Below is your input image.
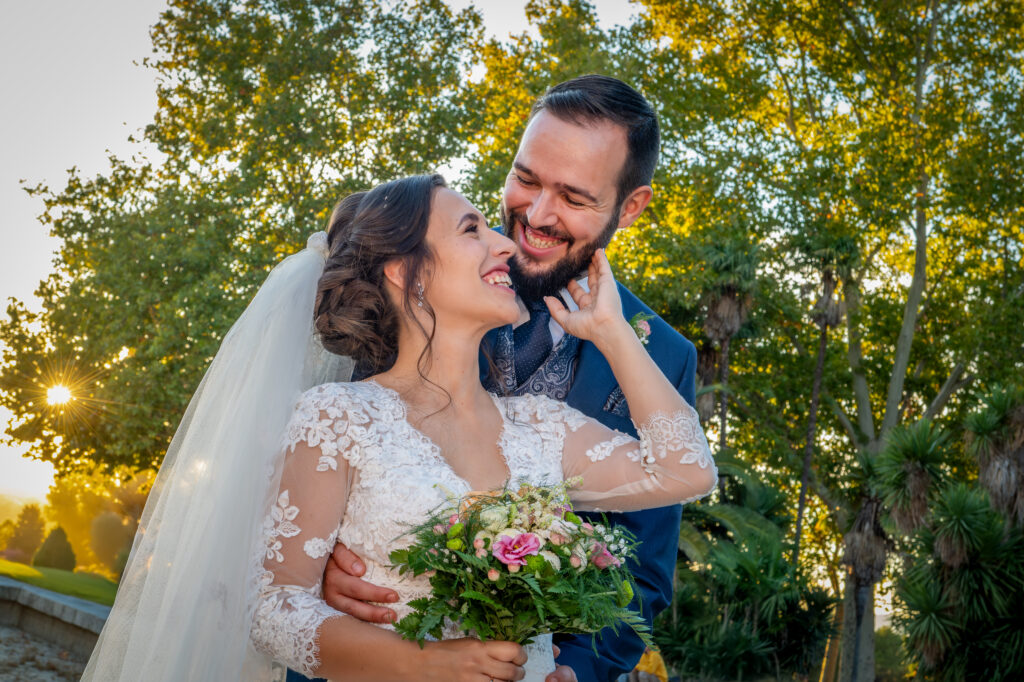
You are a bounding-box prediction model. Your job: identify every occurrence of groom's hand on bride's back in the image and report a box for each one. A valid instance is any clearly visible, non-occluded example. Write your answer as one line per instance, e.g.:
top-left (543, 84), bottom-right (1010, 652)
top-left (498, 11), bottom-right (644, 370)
top-left (323, 542), bottom-right (399, 623)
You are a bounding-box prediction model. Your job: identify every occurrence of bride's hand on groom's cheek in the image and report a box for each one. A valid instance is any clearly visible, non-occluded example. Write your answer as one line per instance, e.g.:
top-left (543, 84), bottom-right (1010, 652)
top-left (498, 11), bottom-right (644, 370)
top-left (322, 541), bottom-right (399, 624)
top-left (544, 249), bottom-right (628, 347)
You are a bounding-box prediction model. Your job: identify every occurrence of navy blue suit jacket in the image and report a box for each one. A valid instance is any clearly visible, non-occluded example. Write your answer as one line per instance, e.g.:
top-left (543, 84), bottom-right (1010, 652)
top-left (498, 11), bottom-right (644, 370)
top-left (484, 283), bottom-right (697, 681)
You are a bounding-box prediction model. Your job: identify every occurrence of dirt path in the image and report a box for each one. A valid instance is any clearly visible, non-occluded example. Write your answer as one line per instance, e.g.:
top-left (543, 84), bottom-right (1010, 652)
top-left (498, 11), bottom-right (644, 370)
top-left (0, 625), bottom-right (87, 682)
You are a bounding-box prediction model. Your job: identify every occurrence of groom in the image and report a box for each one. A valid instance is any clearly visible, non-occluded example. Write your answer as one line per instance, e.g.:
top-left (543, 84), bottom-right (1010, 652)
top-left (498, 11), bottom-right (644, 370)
top-left (317, 75), bottom-right (697, 681)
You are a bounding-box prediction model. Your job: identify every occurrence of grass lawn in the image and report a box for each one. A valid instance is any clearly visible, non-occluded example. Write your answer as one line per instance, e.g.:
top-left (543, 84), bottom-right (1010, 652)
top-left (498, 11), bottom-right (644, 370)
top-left (0, 558), bottom-right (118, 606)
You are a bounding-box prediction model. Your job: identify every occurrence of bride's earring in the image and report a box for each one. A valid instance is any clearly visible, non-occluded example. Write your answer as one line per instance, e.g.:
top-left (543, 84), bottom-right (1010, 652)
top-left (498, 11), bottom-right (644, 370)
top-left (416, 281), bottom-right (425, 308)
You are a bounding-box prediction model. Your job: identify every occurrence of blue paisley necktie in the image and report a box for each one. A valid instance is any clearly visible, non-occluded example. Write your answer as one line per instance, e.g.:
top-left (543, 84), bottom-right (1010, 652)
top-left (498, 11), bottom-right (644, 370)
top-left (513, 298), bottom-right (553, 387)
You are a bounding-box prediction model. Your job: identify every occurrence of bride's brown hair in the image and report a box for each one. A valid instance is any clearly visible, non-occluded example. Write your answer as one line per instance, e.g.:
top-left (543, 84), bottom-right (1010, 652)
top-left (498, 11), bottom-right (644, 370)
top-left (314, 174), bottom-right (446, 375)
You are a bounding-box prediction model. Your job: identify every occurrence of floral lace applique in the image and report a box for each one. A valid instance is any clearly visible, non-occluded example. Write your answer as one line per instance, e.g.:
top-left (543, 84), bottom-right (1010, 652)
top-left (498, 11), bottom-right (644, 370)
top-left (303, 527), bottom-right (339, 560)
top-left (585, 432), bottom-right (634, 462)
top-left (635, 405), bottom-right (714, 469)
top-left (264, 491), bottom-right (301, 563)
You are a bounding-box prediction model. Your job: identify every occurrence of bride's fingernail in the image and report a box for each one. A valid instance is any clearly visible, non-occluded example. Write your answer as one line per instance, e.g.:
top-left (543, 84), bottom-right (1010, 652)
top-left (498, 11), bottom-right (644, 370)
top-left (353, 560), bottom-right (364, 573)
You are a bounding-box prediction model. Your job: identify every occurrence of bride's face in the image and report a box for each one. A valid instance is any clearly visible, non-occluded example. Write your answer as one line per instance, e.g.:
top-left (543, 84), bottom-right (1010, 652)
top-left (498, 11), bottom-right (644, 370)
top-left (420, 188), bottom-right (519, 330)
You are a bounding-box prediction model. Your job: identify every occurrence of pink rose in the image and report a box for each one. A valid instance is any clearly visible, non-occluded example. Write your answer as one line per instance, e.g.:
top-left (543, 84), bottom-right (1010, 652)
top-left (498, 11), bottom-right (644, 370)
top-left (570, 555), bottom-right (582, 568)
top-left (487, 568), bottom-right (501, 581)
top-left (638, 320), bottom-right (651, 335)
top-left (549, 532), bottom-right (568, 546)
top-left (491, 532), bottom-right (542, 567)
top-left (433, 524), bottom-right (445, 534)
top-left (591, 542), bottom-right (621, 570)
top-left (581, 522), bottom-right (594, 536)
top-left (448, 514), bottom-right (460, 526)
top-left (473, 537), bottom-right (486, 550)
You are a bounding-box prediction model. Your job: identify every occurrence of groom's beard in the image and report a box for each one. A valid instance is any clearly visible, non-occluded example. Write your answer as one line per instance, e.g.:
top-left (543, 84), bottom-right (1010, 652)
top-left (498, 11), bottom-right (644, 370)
top-left (502, 206), bottom-right (620, 302)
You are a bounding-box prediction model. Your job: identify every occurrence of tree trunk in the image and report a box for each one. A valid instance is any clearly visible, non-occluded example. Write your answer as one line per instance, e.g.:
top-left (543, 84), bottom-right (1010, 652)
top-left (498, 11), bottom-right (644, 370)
top-left (819, 597), bottom-right (844, 682)
top-left (717, 335), bottom-right (731, 498)
top-left (838, 577), bottom-right (875, 682)
top-left (793, 322), bottom-right (829, 566)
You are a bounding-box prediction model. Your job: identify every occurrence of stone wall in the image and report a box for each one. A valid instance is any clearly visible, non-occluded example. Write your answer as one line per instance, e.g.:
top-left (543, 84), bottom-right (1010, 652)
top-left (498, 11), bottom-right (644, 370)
top-left (0, 576), bottom-right (109, 659)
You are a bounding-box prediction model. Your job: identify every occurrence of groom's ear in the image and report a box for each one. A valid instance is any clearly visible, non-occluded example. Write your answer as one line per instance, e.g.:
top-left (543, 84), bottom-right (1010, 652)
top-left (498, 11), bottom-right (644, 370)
top-left (615, 185), bottom-right (654, 231)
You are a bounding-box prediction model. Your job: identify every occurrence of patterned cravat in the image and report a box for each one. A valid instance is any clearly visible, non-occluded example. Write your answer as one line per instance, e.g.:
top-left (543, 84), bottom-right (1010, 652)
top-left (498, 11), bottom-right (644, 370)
top-left (513, 297), bottom-right (554, 387)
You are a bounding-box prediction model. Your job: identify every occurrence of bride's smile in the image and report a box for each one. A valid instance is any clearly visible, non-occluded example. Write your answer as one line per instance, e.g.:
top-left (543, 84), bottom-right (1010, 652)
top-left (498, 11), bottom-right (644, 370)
top-left (404, 187), bottom-right (519, 335)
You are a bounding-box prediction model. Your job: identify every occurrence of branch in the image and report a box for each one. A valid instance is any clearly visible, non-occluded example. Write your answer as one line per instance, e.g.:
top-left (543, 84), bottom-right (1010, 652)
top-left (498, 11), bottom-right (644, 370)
top-left (835, 0), bottom-right (880, 85)
top-left (882, 1), bottom-right (948, 438)
top-left (825, 394), bottom-right (860, 448)
top-left (924, 362), bottom-right (974, 420)
top-left (843, 277), bottom-right (876, 444)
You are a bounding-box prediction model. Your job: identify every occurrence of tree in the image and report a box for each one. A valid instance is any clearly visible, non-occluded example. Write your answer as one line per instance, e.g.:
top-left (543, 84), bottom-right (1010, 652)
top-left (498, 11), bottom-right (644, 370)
top-left (620, 2), bottom-right (1024, 678)
top-left (699, 238), bottom-right (758, 497)
top-left (90, 510), bottom-right (135, 572)
top-left (33, 526), bottom-right (77, 571)
top-left (0, 0), bottom-right (484, 474)
top-left (0, 519), bottom-right (14, 551)
top-left (45, 465), bottom-right (154, 570)
top-left (5, 504), bottom-right (46, 561)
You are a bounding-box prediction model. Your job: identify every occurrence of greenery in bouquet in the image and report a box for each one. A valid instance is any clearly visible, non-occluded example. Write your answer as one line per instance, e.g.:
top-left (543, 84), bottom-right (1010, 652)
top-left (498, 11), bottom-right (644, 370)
top-left (389, 479), bottom-right (653, 649)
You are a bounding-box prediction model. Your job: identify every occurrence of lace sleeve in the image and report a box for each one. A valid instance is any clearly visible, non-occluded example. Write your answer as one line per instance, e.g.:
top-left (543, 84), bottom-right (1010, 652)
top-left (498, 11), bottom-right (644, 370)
top-left (249, 384), bottom-right (365, 676)
top-left (556, 398), bottom-right (717, 513)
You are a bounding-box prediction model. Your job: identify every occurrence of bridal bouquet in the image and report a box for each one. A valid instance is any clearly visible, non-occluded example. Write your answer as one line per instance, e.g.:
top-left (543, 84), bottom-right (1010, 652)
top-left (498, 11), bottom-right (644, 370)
top-left (389, 479), bottom-right (653, 650)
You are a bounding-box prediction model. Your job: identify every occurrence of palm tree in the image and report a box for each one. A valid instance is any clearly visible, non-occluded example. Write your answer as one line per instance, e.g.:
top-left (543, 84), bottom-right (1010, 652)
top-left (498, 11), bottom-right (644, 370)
top-left (792, 234), bottom-right (857, 566)
top-left (875, 419), bottom-right (949, 535)
top-left (964, 385), bottom-right (1024, 525)
top-left (899, 483), bottom-right (1024, 679)
top-left (700, 239), bottom-right (759, 497)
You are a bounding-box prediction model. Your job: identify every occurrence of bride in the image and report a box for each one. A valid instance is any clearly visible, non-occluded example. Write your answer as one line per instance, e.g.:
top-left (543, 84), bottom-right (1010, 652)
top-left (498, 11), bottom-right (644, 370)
top-left (83, 174), bottom-right (716, 681)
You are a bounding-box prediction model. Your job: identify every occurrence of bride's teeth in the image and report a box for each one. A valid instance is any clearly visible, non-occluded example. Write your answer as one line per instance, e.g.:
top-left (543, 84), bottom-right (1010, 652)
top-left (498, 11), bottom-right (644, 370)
top-left (484, 273), bottom-right (512, 287)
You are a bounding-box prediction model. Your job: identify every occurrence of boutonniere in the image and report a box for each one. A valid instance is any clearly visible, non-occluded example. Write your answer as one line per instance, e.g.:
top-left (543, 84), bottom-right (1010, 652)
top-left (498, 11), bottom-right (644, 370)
top-left (629, 312), bottom-right (655, 345)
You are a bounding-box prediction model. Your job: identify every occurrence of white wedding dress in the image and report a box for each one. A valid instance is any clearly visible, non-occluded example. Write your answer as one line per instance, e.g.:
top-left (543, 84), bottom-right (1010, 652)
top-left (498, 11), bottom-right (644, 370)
top-left (250, 379), bottom-right (716, 680)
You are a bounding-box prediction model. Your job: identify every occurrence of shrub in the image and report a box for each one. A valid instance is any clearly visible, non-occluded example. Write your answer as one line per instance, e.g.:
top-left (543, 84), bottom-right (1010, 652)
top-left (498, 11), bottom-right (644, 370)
top-left (33, 526), bottom-right (77, 571)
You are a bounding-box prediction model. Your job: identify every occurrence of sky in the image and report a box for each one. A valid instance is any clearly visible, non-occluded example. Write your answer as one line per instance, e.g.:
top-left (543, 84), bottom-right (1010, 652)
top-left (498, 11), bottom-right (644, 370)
top-left (0, 1), bottom-right (639, 500)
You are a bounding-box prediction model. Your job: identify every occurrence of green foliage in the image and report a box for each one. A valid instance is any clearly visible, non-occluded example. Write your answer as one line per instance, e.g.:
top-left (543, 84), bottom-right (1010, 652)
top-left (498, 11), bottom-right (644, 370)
top-left (876, 420), bottom-right (950, 534)
top-left (3, 504), bottom-right (46, 561)
top-left (0, 0), bottom-right (483, 473)
top-left (32, 526), bottom-right (76, 571)
top-left (657, 476), bottom-right (834, 679)
top-left (897, 484), bottom-right (1024, 679)
top-left (90, 510), bottom-right (134, 572)
top-left (0, 519), bottom-right (15, 552)
top-left (874, 626), bottom-right (910, 682)
top-left (390, 483), bottom-right (652, 648)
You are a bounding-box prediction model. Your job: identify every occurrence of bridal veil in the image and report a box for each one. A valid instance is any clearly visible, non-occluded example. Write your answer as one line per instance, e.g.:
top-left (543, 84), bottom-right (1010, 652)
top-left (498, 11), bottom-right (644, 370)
top-left (83, 232), bottom-right (352, 681)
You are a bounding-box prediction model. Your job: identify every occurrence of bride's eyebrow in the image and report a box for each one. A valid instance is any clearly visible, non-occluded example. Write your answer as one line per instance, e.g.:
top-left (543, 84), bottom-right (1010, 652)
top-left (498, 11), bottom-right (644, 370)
top-left (456, 212), bottom-right (479, 230)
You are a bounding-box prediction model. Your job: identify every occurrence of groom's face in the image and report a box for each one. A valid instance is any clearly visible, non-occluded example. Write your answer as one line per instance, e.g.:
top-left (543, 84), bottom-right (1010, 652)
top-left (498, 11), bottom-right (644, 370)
top-left (500, 110), bottom-right (631, 301)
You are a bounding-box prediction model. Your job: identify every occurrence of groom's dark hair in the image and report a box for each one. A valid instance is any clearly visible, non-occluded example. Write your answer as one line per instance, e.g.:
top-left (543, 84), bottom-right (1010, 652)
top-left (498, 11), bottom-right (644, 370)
top-left (531, 75), bottom-right (659, 203)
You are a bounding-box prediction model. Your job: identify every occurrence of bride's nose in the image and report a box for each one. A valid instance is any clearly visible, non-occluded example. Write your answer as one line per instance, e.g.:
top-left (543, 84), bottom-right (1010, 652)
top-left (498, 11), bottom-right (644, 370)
top-left (489, 230), bottom-right (516, 260)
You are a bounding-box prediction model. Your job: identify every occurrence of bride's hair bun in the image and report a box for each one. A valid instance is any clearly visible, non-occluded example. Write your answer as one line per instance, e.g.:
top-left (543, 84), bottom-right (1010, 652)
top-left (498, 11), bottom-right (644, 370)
top-left (314, 174), bottom-right (446, 374)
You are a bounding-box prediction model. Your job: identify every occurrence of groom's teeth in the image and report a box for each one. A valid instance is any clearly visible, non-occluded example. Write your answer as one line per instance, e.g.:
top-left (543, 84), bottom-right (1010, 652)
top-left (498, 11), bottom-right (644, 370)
top-left (525, 229), bottom-right (563, 249)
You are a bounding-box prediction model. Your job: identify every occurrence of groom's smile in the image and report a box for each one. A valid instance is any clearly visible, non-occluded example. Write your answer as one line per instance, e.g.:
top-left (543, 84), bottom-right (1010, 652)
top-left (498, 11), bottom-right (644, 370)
top-left (500, 110), bottom-right (632, 299)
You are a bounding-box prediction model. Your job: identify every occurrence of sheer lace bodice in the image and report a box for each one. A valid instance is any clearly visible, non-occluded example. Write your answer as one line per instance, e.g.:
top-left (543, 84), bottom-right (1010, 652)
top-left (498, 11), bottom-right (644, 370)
top-left (249, 380), bottom-right (715, 677)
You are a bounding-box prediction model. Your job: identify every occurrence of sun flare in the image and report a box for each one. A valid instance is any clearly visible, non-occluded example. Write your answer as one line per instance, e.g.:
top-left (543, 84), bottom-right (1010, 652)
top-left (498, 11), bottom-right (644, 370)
top-left (46, 385), bottom-right (73, 406)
